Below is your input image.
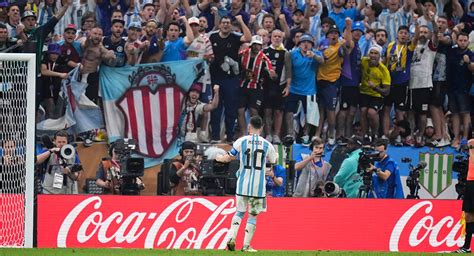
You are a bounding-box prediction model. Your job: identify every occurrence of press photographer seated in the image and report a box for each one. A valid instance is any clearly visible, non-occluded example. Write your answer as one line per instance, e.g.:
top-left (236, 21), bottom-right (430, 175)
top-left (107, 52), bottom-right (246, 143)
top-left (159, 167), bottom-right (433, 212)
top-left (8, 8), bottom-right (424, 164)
top-left (95, 143), bottom-right (121, 194)
top-left (95, 141), bottom-right (145, 195)
top-left (169, 141), bottom-right (201, 196)
top-left (36, 131), bottom-right (82, 194)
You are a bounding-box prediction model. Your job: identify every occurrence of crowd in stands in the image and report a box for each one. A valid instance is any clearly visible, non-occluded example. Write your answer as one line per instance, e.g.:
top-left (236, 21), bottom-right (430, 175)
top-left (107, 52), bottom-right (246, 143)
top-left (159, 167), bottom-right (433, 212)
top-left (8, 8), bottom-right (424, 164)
top-left (1, 0), bottom-right (474, 149)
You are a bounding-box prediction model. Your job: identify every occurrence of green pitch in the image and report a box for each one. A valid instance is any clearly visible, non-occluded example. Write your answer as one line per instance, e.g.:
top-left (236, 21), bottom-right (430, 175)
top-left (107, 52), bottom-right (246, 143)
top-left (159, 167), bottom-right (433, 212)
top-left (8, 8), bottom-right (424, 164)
top-left (0, 249), bottom-right (453, 256)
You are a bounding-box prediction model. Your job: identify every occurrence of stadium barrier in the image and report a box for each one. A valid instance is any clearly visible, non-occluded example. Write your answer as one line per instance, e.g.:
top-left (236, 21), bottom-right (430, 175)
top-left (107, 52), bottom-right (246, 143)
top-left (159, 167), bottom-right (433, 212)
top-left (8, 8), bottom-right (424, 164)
top-left (38, 195), bottom-right (463, 252)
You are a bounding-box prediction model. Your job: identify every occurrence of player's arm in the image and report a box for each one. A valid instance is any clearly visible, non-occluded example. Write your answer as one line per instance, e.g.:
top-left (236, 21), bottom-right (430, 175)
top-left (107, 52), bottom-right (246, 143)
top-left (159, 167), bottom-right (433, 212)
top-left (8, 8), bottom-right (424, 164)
top-left (215, 150), bottom-right (237, 163)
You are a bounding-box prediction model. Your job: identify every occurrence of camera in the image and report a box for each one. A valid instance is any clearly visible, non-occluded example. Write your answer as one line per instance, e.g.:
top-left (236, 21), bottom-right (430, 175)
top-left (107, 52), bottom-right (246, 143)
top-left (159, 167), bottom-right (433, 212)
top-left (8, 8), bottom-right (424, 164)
top-left (358, 148), bottom-right (380, 171)
top-left (323, 181), bottom-right (346, 198)
top-left (453, 153), bottom-right (469, 199)
top-left (112, 138), bottom-right (145, 195)
top-left (403, 157), bottom-right (426, 199)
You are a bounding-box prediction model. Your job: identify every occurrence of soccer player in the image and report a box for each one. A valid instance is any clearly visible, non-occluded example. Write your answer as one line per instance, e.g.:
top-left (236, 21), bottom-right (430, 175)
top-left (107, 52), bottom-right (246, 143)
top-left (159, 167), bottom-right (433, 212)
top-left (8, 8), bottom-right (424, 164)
top-left (216, 116), bottom-right (277, 252)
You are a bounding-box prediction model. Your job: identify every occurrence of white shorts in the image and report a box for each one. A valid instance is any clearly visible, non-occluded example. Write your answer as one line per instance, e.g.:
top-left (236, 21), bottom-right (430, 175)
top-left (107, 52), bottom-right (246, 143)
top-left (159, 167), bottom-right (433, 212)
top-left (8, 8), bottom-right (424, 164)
top-left (236, 195), bottom-right (267, 215)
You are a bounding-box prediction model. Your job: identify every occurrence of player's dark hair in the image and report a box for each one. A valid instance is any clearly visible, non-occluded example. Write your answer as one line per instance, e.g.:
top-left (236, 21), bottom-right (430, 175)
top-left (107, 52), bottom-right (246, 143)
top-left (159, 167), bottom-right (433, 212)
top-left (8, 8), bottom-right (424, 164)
top-left (249, 116), bottom-right (263, 130)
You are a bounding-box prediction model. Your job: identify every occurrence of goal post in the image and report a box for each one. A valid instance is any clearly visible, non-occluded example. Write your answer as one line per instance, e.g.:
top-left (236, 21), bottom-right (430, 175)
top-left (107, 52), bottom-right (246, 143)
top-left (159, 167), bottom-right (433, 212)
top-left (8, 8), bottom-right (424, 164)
top-left (0, 53), bottom-right (36, 248)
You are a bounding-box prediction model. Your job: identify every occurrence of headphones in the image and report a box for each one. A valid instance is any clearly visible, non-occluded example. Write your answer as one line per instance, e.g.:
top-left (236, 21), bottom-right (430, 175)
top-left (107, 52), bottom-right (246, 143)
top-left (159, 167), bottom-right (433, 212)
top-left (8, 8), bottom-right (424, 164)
top-left (108, 142), bottom-right (115, 157)
top-left (309, 138), bottom-right (324, 151)
top-left (179, 141), bottom-right (197, 156)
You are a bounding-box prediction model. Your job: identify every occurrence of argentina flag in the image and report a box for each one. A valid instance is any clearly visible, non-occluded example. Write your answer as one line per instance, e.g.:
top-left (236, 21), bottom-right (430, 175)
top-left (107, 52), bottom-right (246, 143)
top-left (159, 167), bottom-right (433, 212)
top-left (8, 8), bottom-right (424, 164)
top-left (100, 59), bottom-right (205, 168)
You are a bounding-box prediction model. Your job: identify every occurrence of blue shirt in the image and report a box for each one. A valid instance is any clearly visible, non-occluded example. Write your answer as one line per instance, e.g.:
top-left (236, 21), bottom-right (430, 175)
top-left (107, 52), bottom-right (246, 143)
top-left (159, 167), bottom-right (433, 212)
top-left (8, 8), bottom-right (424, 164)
top-left (329, 8), bottom-right (358, 33)
top-left (265, 165), bottom-right (286, 197)
top-left (161, 37), bottom-right (188, 62)
top-left (289, 48), bottom-right (322, 96)
top-left (372, 156), bottom-right (404, 198)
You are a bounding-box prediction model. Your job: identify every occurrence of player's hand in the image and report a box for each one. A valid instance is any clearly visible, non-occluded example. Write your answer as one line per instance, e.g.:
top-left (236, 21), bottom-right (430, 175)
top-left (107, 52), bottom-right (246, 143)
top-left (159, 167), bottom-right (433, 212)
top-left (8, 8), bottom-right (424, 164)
top-left (282, 86), bottom-right (290, 97)
top-left (216, 154), bottom-right (227, 162)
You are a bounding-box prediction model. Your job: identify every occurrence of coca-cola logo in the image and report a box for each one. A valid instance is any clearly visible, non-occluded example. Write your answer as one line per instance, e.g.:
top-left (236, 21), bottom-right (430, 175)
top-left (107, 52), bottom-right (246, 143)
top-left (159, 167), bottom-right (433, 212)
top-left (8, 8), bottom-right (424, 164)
top-left (389, 201), bottom-right (463, 251)
top-left (57, 196), bottom-right (236, 249)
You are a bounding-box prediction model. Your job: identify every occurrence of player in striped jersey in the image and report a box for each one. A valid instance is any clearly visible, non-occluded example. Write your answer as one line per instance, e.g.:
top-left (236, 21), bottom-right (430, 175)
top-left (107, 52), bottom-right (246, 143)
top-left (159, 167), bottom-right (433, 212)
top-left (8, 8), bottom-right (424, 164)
top-left (216, 116), bottom-right (277, 252)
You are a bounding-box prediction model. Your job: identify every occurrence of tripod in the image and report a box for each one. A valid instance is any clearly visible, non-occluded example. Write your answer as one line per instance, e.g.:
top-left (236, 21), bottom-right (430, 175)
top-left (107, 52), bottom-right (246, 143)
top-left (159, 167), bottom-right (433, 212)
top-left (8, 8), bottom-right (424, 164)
top-left (358, 170), bottom-right (377, 198)
top-left (406, 181), bottom-right (420, 199)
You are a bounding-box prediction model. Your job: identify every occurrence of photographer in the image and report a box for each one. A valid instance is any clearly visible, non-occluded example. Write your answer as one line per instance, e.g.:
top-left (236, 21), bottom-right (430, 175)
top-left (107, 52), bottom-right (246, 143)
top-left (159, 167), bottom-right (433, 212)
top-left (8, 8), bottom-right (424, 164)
top-left (169, 141), bottom-right (200, 196)
top-left (293, 137), bottom-right (332, 197)
top-left (334, 136), bottom-right (363, 198)
top-left (95, 143), bottom-right (121, 194)
top-left (367, 139), bottom-right (403, 199)
top-left (36, 131), bottom-right (81, 194)
top-left (454, 139), bottom-right (474, 253)
top-left (265, 164), bottom-right (286, 197)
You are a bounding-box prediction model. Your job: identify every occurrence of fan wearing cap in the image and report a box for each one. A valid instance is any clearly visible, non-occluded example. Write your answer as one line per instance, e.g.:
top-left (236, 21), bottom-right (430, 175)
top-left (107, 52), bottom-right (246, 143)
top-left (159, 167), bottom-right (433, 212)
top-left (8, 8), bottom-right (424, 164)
top-left (236, 35), bottom-right (276, 137)
top-left (181, 83), bottom-right (220, 143)
top-left (284, 8), bottom-right (307, 50)
top-left (186, 16), bottom-right (213, 61)
top-left (102, 19), bottom-right (127, 67)
top-left (41, 43), bottom-right (68, 118)
top-left (315, 18), bottom-right (354, 146)
top-left (333, 136), bottom-right (364, 198)
top-left (283, 33), bottom-right (324, 145)
top-left (59, 24), bottom-right (82, 71)
top-left (359, 44), bottom-right (390, 139)
top-left (124, 21), bottom-right (148, 65)
top-left (336, 20), bottom-right (364, 139)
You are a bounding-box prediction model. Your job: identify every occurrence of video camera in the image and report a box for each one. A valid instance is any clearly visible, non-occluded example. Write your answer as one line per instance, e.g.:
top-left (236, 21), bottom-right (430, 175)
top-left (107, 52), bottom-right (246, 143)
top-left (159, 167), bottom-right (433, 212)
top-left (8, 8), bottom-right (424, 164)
top-left (402, 157), bottom-right (426, 199)
top-left (199, 159), bottom-right (239, 195)
top-left (452, 153), bottom-right (469, 199)
top-left (112, 138), bottom-right (144, 195)
top-left (357, 147), bottom-right (380, 198)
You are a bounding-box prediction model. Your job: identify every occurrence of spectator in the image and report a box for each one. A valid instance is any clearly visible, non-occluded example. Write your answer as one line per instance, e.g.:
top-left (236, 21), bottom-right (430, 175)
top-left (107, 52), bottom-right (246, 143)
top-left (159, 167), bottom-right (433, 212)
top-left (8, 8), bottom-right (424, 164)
top-left (446, 31), bottom-right (474, 148)
top-left (363, 2), bottom-right (383, 30)
top-left (283, 33), bottom-right (324, 145)
top-left (408, 21), bottom-right (436, 147)
top-left (337, 21), bottom-right (363, 139)
top-left (161, 17), bottom-right (194, 62)
top-left (140, 19), bottom-right (164, 64)
top-left (40, 43), bottom-right (68, 118)
top-left (97, 0), bottom-right (129, 36)
top-left (181, 84), bottom-right (220, 142)
top-left (359, 45), bottom-right (390, 139)
top-left (209, 15), bottom-right (251, 143)
top-left (5, 3), bottom-right (21, 40)
top-left (315, 19), bottom-right (353, 146)
top-left (236, 35), bottom-right (275, 137)
top-left (378, 0), bottom-right (414, 42)
top-left (95, 145), bottom-right (121, 194)
top-left (125, 21), bottom-right (149, 65)
top-left (328, 0), bottom-right (364, 34)
top-left (263, 29), bottom-right (286, 144)
top-left (228, 0), bottom-right (250, 25)
top-left (382, 25), bottom-right (417, 143)
top-left (293, 137), bottom-right (332, 197)
top-left (102, 19), bottom-right (128, 67)
top-left (76, 11), bottom-right (96, 40)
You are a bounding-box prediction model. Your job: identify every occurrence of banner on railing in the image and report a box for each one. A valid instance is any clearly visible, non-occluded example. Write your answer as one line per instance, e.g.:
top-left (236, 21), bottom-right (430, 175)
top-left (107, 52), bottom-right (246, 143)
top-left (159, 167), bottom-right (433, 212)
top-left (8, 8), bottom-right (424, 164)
top-left (38, 195), bottom-right (464, 252)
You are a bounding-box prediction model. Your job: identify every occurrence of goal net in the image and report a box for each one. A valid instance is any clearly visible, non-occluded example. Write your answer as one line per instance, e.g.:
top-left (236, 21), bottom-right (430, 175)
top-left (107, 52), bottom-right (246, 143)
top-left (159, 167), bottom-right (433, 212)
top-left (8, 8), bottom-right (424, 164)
top-left (0, 54), bottom-right (35, 248)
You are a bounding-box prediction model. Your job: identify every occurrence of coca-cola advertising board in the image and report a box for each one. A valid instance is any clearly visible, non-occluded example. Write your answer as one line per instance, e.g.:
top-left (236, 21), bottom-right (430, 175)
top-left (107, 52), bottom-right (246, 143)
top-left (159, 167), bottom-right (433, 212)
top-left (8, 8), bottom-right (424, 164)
top-left (38, 195), bottom-right (465, 252)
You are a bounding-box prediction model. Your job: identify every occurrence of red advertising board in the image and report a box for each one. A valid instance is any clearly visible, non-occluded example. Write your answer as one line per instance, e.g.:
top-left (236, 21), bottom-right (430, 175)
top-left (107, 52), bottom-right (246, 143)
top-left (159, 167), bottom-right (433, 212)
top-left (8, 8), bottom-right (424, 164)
top-left (38, 195), bottom-right (464, 252)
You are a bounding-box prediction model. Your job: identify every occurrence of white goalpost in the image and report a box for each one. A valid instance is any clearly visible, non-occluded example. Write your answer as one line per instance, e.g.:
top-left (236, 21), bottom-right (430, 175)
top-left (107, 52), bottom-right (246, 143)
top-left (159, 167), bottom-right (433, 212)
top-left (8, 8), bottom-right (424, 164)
top-left (0, 53), bottom-right (35, 248)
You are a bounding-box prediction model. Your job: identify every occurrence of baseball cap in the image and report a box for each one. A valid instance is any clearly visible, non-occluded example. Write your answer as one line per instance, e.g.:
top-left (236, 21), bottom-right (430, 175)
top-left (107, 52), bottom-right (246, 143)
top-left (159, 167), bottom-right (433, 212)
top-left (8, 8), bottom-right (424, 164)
top-left (293, 8), bottom-right (304, 15)
top-left (298, 34), bottom-right (314, 45)
top-left (47, 43), bottom-right (61, 55)
top-left (351, 21), bottom-right (365, 33)
top-left (188, 17), bottom-right (199, 26)
top-left (189, 83), bottom-right (203, 93)
top-left (21, 11), bottom-right (36, 21)
top-left (250, 35), bottom-right (263, 46)
top-left (326, 24), bottom-right (339, 36)
top-left (64, 24), bottom-right (77, 33)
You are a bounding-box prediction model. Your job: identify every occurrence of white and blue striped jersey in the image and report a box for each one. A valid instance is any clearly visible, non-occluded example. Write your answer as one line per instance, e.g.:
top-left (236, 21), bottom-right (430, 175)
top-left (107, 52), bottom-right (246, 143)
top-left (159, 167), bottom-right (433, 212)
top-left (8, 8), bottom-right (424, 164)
top-left (229, 134), bottom-right (277, 198)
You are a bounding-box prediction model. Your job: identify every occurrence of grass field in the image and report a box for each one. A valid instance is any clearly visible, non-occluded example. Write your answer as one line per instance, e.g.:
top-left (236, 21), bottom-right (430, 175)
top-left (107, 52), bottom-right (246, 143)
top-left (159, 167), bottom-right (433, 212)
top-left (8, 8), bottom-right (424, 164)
top-left (0, 249), bottom-right (455, 256)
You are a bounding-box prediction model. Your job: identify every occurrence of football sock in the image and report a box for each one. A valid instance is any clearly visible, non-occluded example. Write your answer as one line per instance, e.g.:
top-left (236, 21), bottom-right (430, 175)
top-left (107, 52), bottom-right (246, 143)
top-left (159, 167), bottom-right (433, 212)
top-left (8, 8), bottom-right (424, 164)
top-left (243, 215), bottom-right (257, 247)
top-left (229, 211), bottom-right (244, 241)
